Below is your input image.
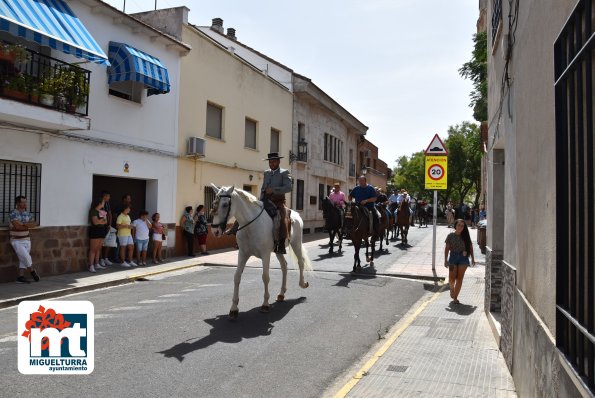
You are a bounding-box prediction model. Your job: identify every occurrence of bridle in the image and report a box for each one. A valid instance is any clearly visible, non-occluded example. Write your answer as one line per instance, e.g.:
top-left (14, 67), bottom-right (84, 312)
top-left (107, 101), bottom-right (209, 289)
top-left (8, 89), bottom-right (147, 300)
top-left (212, 192), bottom-right (265, 232)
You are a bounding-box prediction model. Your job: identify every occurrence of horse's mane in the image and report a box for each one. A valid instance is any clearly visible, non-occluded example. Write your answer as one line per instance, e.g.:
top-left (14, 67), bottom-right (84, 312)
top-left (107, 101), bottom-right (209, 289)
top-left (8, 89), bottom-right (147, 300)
top-left (232, 187), bottom-right (263, 209)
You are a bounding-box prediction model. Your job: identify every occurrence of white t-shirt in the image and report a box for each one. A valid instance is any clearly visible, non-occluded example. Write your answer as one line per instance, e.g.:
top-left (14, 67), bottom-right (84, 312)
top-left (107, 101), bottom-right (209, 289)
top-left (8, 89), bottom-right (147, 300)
top-left (132, 219), bottom-right (151, 240)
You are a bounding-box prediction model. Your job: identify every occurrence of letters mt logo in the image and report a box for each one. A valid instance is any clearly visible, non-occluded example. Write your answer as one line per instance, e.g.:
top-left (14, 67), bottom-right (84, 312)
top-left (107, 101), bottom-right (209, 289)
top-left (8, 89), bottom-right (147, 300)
top-left (18, 301), bottom-right (94, 374)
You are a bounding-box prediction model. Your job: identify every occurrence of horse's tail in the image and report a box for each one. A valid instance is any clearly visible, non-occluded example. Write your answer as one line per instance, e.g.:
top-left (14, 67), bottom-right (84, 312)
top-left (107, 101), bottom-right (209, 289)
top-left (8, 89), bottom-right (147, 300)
top-left (289, 243), bottom-right (313, 272)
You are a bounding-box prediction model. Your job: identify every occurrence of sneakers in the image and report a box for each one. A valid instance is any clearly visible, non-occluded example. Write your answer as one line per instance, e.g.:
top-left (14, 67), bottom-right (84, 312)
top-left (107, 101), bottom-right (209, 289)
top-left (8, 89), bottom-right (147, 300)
top-left (95, 264), bottom-right (106, 270)
top-left (129, 261), bottom-right (138, 267)
top-left (16, 276), bottom-right (30, 284)
top-left (103, 258), bottom-right (113, 266)
top-left (30, 270), bottom-right (40, 282)
top-left (99, 259), bottom-right (106, 267)
top-left (88, 265), bottom-right (96, 273)
top-left (120, 261), bottom-right (131, 268)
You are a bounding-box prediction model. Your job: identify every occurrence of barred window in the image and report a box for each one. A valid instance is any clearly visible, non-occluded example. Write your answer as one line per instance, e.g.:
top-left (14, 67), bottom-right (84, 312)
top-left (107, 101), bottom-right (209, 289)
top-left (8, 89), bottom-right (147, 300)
top-left (245, 118), bottom-right (257, 149)
top-left (204, 186), bottom-right (216, 223)
top-left (206, 102), bottom-right (223, 139)
top-left (0, 160), bottom-right (41, 226)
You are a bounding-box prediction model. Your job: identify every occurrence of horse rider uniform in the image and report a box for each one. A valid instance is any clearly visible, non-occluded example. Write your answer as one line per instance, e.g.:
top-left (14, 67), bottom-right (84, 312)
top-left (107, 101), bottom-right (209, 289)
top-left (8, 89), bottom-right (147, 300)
top-left (260, 152), bottom-right (292, 254)
top-left (349, 183), bottom-right (379, 234)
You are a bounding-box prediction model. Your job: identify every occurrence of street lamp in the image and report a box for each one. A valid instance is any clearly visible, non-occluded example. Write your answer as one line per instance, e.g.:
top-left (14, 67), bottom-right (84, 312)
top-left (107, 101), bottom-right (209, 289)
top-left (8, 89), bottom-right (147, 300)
top-left (297, 138), bottom-right (308, 161)
top-left (360, 165), bottom-right (367, 175)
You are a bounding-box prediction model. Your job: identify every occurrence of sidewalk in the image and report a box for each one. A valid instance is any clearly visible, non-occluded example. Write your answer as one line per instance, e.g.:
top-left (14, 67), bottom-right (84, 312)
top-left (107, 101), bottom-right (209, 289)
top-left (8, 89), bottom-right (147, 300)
top-left (330, 232), bottom-right (516, 397)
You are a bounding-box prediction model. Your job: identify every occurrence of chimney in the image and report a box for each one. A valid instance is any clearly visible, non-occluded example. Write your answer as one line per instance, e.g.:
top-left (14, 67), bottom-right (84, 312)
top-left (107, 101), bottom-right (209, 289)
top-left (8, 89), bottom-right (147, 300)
top-left (226, 28), bottom-right (236, 41)
top-left (211, 18), bottom-right (224, 34)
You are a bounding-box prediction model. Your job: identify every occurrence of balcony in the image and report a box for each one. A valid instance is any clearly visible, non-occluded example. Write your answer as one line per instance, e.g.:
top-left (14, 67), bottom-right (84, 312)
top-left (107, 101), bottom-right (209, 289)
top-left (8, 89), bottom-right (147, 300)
top-left (0, 44), bottom-right (90, 117)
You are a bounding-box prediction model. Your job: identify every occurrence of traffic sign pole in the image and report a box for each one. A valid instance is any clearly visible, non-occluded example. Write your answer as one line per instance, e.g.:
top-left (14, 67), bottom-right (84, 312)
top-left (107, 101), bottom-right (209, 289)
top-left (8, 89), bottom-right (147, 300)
top-left (432, 190), bottom-right (437, 272)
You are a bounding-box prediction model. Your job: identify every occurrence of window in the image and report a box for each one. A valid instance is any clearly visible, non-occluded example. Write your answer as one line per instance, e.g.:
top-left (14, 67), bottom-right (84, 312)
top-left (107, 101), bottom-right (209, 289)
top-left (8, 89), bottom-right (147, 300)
top-left (296, 179), bottom-right (304, 210)
top-left (204, 186), bottom-right (216, 223)
top-left (242, 185), bottom-right (254, 194)
top-left (324, 133), bottom-right (328, 161)
top-left (0, 160), bottom-right (41, 227)
top-left (323, 133), bottom-right (343, 165)
top-left (491, 0), bottom-right (502, 45)
top-left (206, 103), bottom-right (223, 139)
top-left (270, 128), bottom-right (280, 153)
top-left (109, 81), bottom-right (144, 103)
top-left (554, 3), bottom-right (595, 391)
top-left (298, 123), bottom-right (305, 142)
top-left (318, 183), bottom-right (325, 210)
top-left (245, 118), bottom-right (257, 149)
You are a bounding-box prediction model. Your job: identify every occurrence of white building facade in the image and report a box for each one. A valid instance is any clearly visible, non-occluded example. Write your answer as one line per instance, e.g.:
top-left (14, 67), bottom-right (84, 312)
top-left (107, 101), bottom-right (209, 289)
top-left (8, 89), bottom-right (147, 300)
top-left (0, 0), bottom-right (188, 281)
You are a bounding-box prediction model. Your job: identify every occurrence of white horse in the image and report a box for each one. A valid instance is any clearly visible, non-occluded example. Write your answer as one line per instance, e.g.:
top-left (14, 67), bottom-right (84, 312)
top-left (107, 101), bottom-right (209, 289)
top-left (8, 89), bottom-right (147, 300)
top-left (210, 185), bottom-right (312, 320)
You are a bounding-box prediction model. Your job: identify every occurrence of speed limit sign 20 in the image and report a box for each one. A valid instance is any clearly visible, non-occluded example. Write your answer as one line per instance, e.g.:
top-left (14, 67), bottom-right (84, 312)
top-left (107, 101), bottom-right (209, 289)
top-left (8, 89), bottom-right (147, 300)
top-left (425, 156), bottom-right (447, 189)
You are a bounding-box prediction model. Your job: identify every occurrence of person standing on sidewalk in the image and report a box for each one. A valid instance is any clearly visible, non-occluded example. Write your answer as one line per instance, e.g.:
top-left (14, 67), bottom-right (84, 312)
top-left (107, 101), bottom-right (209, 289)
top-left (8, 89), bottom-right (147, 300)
top-left (444, 219), bottom-right (476, 304)
top-left (88, 197), bottom-right (108, 273)
top-left (99, 190), bottom-right (114, 267)
top-left (9, 196), bottom-right (40, 284)
top-left (116, 206), bottom-right (136, 267)
top-left (194, 205), bottom-right (209, 256)
top-left (151, 212), bottom-right (165, 263)
top-left (180, 206), bottom-right (195, 257)
top-left (132, 210), bottom-right (152, 266)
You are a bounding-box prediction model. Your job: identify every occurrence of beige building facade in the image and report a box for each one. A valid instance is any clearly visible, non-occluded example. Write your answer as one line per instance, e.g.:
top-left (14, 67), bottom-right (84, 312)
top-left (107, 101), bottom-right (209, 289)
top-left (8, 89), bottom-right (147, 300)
top-left (134, 8), bottom-right (293, 251)
top-left (484, 0), bottom-right (593, 396)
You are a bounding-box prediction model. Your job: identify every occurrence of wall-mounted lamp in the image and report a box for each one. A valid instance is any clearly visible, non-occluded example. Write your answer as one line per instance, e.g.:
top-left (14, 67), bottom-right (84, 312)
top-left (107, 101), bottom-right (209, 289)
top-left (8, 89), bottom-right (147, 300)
top-left (249, 174), bottom-right (253, 181)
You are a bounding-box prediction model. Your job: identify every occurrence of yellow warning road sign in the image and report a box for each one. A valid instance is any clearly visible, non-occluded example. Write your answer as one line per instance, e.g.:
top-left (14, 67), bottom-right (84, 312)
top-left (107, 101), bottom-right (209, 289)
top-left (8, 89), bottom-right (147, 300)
top-left (425, 156), bottom-right (447, 190)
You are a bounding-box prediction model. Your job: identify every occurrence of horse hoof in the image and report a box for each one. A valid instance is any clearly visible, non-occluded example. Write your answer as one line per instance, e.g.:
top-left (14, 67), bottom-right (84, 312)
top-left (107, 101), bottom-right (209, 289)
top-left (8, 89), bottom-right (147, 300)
top-left (229, 310), bottom-right (239, 320)
top-left (300, 282), bottom-right (309, 289)
top-left (260, 305), bottom-right (270, 313)
top-left (276, 294), bottom-right (285, 302)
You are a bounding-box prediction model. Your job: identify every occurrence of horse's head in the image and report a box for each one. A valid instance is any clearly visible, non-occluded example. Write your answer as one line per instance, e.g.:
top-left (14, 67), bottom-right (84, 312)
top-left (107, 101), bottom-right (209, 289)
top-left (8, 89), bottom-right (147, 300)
top-left (210, 184), bottom-right (234, 237)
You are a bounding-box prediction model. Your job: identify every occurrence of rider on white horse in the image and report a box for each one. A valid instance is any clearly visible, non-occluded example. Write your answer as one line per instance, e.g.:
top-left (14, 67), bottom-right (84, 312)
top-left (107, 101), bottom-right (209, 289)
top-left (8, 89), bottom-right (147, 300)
top-left (260, 152), bottom-right (292, 254)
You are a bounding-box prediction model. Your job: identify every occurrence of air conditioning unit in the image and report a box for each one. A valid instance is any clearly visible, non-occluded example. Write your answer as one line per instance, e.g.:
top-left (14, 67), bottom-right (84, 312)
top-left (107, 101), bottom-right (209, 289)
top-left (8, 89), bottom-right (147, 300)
top-left (187, 137), bottom-right (206, 157)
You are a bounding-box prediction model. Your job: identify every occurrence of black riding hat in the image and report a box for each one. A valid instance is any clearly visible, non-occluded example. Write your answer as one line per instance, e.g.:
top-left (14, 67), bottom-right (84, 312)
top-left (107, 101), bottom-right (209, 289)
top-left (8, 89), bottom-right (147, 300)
top-left (263, 152), bottom-right (283, 161)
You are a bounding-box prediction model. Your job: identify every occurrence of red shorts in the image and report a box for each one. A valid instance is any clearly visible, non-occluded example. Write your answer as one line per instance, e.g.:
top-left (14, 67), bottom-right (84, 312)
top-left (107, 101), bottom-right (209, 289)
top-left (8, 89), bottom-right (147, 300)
top-left (196, 234), bottom-right (207, 245)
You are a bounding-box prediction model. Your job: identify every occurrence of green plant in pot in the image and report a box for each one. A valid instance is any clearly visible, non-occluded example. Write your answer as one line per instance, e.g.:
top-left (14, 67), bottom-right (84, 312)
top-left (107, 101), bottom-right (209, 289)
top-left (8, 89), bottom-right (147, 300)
top-left (4, 73), bottom-right (29, 100)
top-left (62, 67), bottom-right (89, 113)
top-left (39, 73), bottom-right (57, 106)
top-left (0, 43), bottom-right (30, 64)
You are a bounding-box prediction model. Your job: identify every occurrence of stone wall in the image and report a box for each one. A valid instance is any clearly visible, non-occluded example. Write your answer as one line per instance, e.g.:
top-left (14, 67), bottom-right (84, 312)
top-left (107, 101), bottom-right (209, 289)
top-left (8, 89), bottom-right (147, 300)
top-left (0, 224), bottom-right (178, 283)
top-left (501, 261), bottom-right (516, 371)
top-left (0, 226), bottom-right (89, 283)
top-left (485, 246), bottom-right (503, 313)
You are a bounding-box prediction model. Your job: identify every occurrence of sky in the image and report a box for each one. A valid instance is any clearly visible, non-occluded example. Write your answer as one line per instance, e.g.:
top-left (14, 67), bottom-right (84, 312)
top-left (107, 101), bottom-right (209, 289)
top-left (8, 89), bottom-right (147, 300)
top-left (104, 0), bottom-right (478, 169)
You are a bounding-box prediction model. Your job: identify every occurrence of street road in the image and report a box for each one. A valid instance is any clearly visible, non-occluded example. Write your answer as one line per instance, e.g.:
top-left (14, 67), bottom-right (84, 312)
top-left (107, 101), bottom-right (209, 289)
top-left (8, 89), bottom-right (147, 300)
top-left (0, 226), bottom-right (440, 398)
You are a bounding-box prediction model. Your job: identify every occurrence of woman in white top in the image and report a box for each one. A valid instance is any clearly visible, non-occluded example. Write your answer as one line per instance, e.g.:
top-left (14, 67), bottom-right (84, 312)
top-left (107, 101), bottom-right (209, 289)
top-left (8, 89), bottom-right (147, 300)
top-left (132, 210), bottom-right (152, 266)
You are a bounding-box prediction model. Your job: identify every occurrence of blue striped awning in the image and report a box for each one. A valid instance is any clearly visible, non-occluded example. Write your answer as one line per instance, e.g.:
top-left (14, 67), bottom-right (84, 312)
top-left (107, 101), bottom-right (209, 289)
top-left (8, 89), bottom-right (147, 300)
top-left (108, 41), bottom-right (170, 96)
top-left (0, 0), bottom-right (108, 65)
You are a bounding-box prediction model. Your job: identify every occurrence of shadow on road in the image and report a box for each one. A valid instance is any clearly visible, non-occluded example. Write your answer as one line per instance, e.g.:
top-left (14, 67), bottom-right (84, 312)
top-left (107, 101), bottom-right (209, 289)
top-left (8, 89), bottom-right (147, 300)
top-left (333, 268), bottom-right (378, 288)
top-left (158, 297), bottom-right (307, 362)
top-left (445, 302), bottom-right (477, 316)
top-left (313, 251), bottom-right (345, 262)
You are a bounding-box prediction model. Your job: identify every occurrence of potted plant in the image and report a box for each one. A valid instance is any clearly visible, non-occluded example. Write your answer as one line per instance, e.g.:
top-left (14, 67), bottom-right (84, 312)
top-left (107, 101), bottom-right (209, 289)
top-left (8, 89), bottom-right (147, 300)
top-left (39, 74), bottom-right (56, 106)
top-left (0, 43), bottom-right (30, 64)
top-left (62, 67), bottom-right (89, 113)
top-left (3, 73), bottom-right (28, 100)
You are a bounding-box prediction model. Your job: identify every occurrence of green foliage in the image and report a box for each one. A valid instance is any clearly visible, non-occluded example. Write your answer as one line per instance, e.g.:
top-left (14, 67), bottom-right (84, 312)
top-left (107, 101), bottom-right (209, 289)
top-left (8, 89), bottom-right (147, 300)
top-left (393, 151), bottom-right (426, 198)
top-left (459, 31), bottom-right (487, 122)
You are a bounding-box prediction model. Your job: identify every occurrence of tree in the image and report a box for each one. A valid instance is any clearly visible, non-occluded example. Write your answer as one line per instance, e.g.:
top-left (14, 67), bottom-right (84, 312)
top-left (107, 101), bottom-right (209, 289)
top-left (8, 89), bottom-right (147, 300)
top-left (444, 122), bottom-right (482, 206)
top-left (459, 31), bottom-right (487, 122)
top-left (393, 151), bottom-right (426, 199)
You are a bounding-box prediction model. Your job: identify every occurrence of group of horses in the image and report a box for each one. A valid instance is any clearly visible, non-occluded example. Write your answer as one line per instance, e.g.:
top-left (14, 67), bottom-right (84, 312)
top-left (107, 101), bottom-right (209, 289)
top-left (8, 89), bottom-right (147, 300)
top-left (321, 197), bottom-right (418, 272)
top-left (208, 185), bottom-right (432, 319)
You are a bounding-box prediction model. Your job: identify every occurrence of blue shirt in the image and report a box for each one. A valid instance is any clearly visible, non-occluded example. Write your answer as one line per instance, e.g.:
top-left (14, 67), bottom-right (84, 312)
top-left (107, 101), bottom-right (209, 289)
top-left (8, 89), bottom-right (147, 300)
top-left (350, 185), bottom-right (376, 209)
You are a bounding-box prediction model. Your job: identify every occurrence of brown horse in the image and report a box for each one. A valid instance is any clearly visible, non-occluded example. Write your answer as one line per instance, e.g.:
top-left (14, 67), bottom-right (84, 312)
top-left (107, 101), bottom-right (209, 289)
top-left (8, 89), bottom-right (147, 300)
top-left (344, 202), bottom-right (377, 272)
top-left (388, 202), bottom-right (400, 240)
top-left (375, 203), bottom-right (391, 251)
top-left (396, 199), bottom-right (411, 245)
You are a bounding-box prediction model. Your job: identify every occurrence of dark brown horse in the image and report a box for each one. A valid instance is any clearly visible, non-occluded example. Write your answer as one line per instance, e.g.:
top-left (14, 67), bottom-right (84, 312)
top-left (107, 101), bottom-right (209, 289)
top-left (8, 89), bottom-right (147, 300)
top-left (396, 199), bottom-right (411, 245)
top-left (389, 202), bottom-right (400, 240)
top-left (344, 202), bottom-right (376, 272)
top-left (321, 197), bottom-right (343, 254)
top-left (375, 203), bottom-right (391, 251)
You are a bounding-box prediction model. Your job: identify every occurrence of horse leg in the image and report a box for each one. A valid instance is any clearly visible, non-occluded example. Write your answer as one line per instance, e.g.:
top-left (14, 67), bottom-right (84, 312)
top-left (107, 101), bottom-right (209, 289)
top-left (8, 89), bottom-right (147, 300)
top-left (353, 241), bottom-right (361, 272)
top-left (276, 252), bottom-right (288, 302)
top-left (290, 238), bottom-right (310, 289)
top-left (260, 255), bottom-right (271, 313)
top-left (328, 230), bottom-right (334, 254)
top-left (229, 250), bottom-right (249, 319)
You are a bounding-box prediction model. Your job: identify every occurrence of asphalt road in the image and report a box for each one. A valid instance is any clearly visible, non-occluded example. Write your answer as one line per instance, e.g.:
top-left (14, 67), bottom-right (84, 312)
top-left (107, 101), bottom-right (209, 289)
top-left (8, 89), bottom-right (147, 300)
top-left (0, 260), bottom-right (432, 397)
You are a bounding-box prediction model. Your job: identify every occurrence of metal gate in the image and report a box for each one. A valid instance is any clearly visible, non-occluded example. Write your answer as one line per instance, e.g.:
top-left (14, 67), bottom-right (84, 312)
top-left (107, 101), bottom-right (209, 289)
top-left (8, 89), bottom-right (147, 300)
top-left (554, 0), bottom-right (595, 391)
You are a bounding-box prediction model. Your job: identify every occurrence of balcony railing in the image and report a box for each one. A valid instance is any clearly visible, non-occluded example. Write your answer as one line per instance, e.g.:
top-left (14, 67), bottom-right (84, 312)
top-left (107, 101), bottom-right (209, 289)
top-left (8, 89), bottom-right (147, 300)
top-left (0, 45), bottom-right (90, 116)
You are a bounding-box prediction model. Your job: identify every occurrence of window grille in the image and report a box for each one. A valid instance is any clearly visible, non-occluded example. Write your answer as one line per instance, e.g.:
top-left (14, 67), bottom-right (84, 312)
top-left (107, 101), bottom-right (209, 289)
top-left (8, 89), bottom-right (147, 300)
top-left (491, 0), bottom-right (502, 44)
top-left (0, 160), bottom-right (41, 227)
top-left (204, 186), bottom-right (216, 223)
top-left (554, 0), bottom-right (595, 391)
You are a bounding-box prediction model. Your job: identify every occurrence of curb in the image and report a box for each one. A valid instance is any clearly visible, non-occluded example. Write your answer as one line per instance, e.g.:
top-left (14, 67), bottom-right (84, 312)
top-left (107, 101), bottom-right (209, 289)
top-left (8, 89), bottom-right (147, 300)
top-left (0, 263), bottom-right (203, 310)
